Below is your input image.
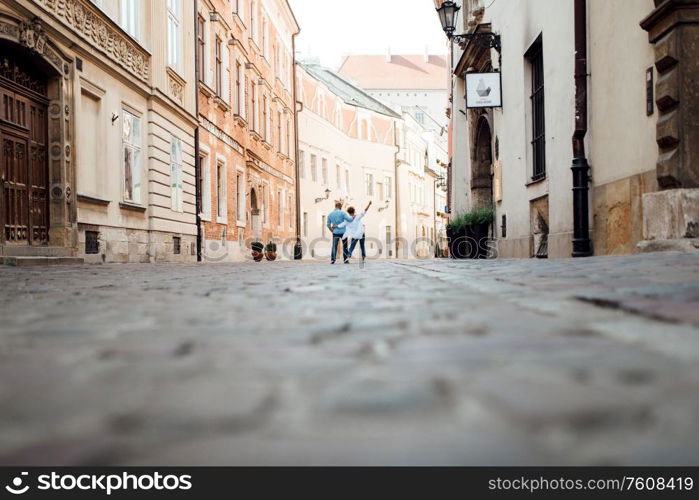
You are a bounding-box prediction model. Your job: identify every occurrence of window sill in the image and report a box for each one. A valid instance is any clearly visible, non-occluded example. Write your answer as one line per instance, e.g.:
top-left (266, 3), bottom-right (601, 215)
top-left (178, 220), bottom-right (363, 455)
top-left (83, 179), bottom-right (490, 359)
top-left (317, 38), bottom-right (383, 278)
top-left (200, 213), bottom-right (212, 222)
top-left (166, 66), bottom-right (186, 86)
top-left (237, 220), bottom-right (246, 228)
top-left (199, 82), bottom-right (215, 98)
top-left (77, 194), bottom-right (111, 207)
top-left (261, 140), bottom-right (273, 150)
top-left (216, 216), bottom-right (228, 225)
top-left (119, 201), bottom-right (146, 213)
top-left (526, 175), bottom-right (547, 187)
top-left (249, 130), bottom-right (262, 142)
top-left (214, 97), bottom-right (231, 112)
top-left (233, 114), bottom-right (248, 127)
top-left (232, 13), bottom-right (246, 30)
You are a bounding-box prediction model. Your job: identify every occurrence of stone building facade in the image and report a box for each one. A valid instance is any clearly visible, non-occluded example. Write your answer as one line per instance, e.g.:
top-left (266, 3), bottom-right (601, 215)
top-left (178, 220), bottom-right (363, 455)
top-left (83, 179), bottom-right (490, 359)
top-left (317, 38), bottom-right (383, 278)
top-left (197, 0), bottom-right (299, 262)
top-left (1, 0), bottom-right (199, 264)
top-left (437, 0), bottom-right (698, 259)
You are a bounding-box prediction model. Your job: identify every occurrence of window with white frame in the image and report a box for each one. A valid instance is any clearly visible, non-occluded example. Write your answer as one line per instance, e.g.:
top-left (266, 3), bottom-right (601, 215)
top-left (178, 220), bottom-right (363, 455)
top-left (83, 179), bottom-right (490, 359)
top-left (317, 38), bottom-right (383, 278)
top-left (217, 161), bottom-right (226, 219)
top-left (277, 110), bottom-right (282, 151)
top-left (277, 189), bottom-right (282, 228)
top-left (122, 110), bottom-right (142, 203)
top-left (288, 193), bottom-right (293, 229)
top-left (170, 137), bottom-right (184, 212)
top-left (235, 61), bottom-right (243, 116)
top-left (385, 176), bottom-right (392, 198)
top-left (199, 152), bottom-right (211, 218)
top-left (365, 173), bottom-right (374, 196)
top-left (215, 36), bottom-right (222, 96)
top-left (310, 154), bottom-right (317, 182)
top-left (345, 169), bottom-right (350, 193)
top-left (299, 150), bottom-right (305, 179)
top-left (167, 0), bottom-right (182, 71)
top-left (251, 80), bottom-right (258, 131)
top-left (285, 114), bottom-right (291, 156)
top-left (321, 158), bottom-right (328, 185)
top-left (120, 0), bottom-right (139, 39)
top-left (236, 171), bottom-right (245, 223)
top-left (251, 0), bottom-right (258, 43)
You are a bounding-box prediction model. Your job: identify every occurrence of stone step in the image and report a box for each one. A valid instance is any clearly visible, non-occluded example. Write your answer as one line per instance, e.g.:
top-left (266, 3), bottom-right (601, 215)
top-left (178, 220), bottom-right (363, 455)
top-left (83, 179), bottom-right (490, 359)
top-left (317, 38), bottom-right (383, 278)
top-left (3, 256), bottom-right (85, 267)
top-left (0, 246), bottom-right (75, 257)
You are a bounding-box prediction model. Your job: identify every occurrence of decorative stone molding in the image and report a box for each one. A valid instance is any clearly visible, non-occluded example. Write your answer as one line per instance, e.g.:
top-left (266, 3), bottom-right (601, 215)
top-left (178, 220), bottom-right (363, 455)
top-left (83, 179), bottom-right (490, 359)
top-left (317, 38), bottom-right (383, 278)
top-left (34, 0), bottom-right (150, 83)
top-left (167, 68), bottom-right (185, 104)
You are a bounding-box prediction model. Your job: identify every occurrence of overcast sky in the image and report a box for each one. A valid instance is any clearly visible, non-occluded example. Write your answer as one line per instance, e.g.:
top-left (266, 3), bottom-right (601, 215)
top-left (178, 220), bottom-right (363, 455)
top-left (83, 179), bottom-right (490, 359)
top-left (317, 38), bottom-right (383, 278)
top-left (288, 0), bottom-right (448, 69)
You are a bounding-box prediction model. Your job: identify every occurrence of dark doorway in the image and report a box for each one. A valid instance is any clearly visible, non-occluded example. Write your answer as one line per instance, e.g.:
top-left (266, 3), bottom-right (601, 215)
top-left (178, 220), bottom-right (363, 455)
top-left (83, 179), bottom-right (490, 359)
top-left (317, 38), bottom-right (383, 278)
top-left (1, 44), bottom-right (49, 246)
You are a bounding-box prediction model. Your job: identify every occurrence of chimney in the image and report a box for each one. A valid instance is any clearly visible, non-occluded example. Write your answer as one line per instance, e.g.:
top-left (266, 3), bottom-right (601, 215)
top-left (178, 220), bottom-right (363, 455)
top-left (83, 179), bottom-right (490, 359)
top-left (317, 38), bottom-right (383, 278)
top-left (386, 46), bottom-right (391, 63)
top-left (424, 46), bottom-right (429, 63)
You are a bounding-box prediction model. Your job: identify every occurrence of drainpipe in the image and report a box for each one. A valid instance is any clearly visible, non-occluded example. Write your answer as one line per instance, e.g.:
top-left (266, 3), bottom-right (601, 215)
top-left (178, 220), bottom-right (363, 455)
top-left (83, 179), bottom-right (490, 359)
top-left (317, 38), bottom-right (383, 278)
top-left (571, 0), bottom-right (592, 257)
top-left (194, 0), bottom-right (202, 262)
top-left (292, 32), bottom-right (303, 259)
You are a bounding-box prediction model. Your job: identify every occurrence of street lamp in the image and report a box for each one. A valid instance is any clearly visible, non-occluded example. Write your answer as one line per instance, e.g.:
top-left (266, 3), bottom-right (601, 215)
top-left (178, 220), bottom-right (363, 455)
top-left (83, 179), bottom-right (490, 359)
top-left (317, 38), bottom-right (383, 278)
top-left (315, 188), bottom-right (331, 204)
top-left (436, 1), bottom-right (501, 53)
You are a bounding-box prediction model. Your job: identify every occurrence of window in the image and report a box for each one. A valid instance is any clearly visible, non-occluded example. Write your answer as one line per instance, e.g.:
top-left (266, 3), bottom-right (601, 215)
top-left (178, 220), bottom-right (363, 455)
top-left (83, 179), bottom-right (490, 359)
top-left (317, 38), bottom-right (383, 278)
top-left (321, 159), bottom-right (328, 185)
top-left (345, 169), bottom-right (350, 193)
top-left (262, 17), bottom-right (268, 58)
top-left (365, 173), bottom-right (374, 196)
top-left (199, 153), bottom-right (211, 218)
top-left (236, 172), bottom-right (245, 222)
top-left (286, 115), bottom-right (291, 156)
top-left (415, 111), bottom-right (425, 124)
top-left (85, 231), bottom-right (99, 255)
top-left (527, 36), bottom-right (546, 181)
top-left (336, 164), bottom-right (341, 188)
top-left (235, 61), bottom-right (243, 115)
top-left (250, 0), bottom-right (258, 43)
top-left (310, 154), bottom-right (318, 182)
top-left (288, 193), bottom-right (293, 229)
top-left (217, 161), bottom-right (226, 219)
top-left (197, 15), bottom-right (206, 81)
top-left (385, 226), bottom-right (392, 256)
top-left (173, 236), bottom-right (181, 255)
top-left (120, 0), bottom-right (139, 39)
top-left (167, 0), bottom-right (182, 70)
top-left (277, 189), bottom-right (282, 228)
top-left (303, 212), bottom-right (308, 237)
top-left (377, 182), bottom-right (384, 201)
top-left (277, 111), bottom-right (282, 151)
top-left (251, 81), bottom-right (258, 131)
top-left (215, 36), bottom-right (222, 96)
top-left (122, 110), bottom-right (141, 203)
top-left (262, 95), bottom-right (268, 140)
top-left (170, 137), bottom-right (184, 212)
top-left (385, 176), bottom-right (392, 198)
top-left (299, 150), bottom-right (305, 179)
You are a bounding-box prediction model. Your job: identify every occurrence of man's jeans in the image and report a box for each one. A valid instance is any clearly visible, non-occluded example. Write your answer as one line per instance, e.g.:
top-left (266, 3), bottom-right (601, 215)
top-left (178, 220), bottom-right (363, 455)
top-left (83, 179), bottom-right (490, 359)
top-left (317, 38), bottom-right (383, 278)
top-left (349, 237), bottom-right (366, 259)
top-left (331, 234), bottom-right (349, 263)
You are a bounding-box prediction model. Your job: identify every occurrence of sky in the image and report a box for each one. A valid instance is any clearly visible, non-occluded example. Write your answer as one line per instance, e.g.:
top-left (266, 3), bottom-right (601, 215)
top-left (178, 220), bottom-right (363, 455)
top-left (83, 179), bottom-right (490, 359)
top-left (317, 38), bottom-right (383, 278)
top-left (288, 0), bottom-right (448, 70)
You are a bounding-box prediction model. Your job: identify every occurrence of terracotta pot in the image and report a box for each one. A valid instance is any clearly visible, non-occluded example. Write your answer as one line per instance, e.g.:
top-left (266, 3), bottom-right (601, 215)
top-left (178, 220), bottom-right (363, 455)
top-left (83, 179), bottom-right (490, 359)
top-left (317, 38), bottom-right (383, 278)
top-left (265, 251), bottom-right (277, 261)
top-left (252, 250), bottom-right (264, 262)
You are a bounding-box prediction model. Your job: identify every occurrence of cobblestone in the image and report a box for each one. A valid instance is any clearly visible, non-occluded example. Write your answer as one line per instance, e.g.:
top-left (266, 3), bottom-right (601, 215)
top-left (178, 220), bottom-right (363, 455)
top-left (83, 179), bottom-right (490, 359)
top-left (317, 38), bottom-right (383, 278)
top-left (0, 252), bottom-right (698, 465)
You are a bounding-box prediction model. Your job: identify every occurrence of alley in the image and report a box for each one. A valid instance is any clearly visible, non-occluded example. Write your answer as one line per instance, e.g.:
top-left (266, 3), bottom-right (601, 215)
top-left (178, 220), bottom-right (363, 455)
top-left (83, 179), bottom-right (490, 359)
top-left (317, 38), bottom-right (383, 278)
top-left (1, 253), bottom-right (698, 465)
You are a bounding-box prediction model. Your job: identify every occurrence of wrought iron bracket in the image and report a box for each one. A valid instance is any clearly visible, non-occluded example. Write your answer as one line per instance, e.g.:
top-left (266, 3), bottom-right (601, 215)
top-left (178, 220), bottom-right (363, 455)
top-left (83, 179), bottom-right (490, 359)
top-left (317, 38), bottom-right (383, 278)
top-left (449, 32), bottom-right (501, 53)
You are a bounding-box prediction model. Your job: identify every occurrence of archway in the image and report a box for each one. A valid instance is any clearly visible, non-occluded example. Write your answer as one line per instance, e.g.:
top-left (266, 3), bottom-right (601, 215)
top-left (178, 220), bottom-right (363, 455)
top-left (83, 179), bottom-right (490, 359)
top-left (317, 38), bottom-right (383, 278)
top-left (0, 16), bottom-right (75, 253)
top-left (471, 116), bottom-right (493, 209)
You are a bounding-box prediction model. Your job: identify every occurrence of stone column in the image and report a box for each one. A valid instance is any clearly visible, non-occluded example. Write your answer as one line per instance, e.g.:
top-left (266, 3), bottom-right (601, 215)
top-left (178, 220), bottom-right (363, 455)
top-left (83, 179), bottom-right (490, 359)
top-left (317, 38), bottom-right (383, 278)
top-left (639, 0), bottom-right (699, 252)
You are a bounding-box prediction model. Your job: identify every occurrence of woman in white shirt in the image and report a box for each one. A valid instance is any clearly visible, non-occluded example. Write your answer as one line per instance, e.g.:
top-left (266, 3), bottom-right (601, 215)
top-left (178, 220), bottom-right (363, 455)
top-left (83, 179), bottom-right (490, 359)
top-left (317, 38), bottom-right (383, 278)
top-left (340, 201), bottom-right (372, 262)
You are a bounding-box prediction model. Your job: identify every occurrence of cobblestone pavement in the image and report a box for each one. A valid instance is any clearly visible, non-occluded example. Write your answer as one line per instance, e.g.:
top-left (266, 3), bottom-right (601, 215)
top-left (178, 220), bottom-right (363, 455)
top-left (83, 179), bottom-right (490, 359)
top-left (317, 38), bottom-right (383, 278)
top-left (1, 252), bottom-right (699, 465)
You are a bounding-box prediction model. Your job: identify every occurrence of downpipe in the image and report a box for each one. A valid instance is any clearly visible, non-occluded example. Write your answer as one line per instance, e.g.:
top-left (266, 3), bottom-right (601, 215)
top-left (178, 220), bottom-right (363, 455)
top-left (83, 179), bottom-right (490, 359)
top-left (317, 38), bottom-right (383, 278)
top-left (571, 0), bottom-right (593, 257)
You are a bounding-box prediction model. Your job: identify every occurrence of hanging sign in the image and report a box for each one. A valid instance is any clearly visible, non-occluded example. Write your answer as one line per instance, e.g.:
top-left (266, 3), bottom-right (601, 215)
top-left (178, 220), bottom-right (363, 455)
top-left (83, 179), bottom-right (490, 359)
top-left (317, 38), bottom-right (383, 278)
top-left (465, 72), bottom-right (502, 108)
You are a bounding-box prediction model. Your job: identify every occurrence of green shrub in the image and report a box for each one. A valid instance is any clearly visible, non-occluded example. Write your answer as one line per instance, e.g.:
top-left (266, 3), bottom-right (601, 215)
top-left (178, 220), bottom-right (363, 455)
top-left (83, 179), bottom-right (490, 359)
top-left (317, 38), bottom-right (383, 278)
top-left (448, 206), bottom-right (494, 231)
top-left (265, 241), bottom-right (277, 252)
top-left (251, 241), bottom-right (264, 252)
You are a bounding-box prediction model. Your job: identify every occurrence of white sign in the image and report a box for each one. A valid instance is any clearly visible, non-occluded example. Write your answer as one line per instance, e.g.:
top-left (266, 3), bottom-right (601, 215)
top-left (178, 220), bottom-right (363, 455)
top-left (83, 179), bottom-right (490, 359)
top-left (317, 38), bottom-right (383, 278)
top-left (465, 72), bottom-right (502, 108)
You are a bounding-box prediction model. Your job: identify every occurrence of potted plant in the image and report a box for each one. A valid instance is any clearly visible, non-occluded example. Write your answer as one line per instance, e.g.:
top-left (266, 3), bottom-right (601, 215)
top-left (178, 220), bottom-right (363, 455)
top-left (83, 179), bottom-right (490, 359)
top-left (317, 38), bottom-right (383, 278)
top-left (265, 241), bottom-right (277, 261)
top-left (467, 206), bottom-right (494, 259)
top-left (251, 241), bottom-right (264, 262)
top-left (447, 213), bottom-right (468, 259)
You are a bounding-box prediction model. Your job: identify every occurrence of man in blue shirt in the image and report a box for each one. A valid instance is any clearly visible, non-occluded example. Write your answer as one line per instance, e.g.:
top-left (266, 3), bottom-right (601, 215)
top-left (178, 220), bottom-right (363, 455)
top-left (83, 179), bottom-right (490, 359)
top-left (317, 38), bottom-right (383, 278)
top-left (326, 202), bottom-right (353, 264)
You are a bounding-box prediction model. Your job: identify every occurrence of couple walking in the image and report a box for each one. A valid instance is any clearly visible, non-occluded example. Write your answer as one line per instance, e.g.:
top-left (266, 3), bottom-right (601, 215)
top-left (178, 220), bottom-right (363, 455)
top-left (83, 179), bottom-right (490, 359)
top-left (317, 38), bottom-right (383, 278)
top-left (327, 201), bottom-right (372, 264)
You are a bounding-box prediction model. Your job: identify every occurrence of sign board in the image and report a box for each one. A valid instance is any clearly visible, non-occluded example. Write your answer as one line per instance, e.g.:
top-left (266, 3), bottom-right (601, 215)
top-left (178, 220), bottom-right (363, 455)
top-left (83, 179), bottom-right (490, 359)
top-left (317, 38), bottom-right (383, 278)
top-left (465, 72), bottom-right (502, 108)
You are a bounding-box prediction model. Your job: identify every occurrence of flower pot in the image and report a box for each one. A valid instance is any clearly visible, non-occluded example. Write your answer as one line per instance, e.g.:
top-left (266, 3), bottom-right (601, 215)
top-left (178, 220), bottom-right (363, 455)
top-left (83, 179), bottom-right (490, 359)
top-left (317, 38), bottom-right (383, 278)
top-left (265, 251), bottom-right (277, 261)
top-left (252, 250), bottom-right (264, 262)
top-left (468, 223), bottom-right (490, 259)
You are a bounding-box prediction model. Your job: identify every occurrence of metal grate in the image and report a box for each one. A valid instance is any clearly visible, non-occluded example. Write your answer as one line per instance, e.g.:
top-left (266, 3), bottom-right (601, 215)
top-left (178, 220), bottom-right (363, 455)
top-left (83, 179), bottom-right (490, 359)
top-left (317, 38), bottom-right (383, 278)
top-left (85, 231), bottom-right (99, 254)
top-left (528, 37), bottom-right (546, 182)
top-left (173, 236), bottom-right (181, 255)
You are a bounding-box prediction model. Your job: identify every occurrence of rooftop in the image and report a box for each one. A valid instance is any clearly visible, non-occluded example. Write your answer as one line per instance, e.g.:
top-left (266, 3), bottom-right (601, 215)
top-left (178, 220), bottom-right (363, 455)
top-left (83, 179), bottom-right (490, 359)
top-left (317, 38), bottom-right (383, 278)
top-left (337, 54), bottom-right (448, 90)
top-left (300, 63), bottom-right (401, 118)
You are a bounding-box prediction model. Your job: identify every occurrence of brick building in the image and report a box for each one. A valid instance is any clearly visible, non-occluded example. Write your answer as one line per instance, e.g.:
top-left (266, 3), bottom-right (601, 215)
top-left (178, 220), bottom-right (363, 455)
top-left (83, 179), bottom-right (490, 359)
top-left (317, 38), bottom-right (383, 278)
top-left (197, 0), bottom-right (299, 262)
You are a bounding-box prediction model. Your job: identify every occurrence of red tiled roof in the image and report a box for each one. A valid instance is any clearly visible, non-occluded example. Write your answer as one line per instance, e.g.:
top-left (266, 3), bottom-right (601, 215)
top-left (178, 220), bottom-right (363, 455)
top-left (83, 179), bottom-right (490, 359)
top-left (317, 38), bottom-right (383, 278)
top-left (338, 55), bottom-right (448, 90)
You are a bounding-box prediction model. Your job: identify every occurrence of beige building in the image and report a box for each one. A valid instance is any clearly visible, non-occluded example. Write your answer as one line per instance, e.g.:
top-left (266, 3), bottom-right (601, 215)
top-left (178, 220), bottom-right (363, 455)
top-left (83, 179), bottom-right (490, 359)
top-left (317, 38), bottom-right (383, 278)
top-left (0, 0), bottom-right (198, 264)
top-left (438, 0), bottom-right (699, 259)
top-left (297, 63), bottom-right (400, 260)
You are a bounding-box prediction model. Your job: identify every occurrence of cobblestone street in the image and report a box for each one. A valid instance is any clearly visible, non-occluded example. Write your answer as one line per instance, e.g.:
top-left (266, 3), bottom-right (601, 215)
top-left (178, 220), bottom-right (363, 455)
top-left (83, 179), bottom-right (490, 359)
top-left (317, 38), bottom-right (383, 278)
top-left (1, 252), bottom-right (699, 466)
